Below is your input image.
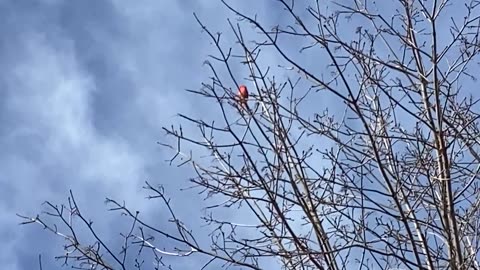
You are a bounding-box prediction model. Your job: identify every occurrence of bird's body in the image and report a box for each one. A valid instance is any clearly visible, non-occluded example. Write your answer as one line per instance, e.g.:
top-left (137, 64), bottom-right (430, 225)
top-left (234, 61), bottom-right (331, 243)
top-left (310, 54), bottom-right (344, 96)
top-left (236, 85), bottom-right (249, 114)
top-left (238, 85), bottom-right (248, 101)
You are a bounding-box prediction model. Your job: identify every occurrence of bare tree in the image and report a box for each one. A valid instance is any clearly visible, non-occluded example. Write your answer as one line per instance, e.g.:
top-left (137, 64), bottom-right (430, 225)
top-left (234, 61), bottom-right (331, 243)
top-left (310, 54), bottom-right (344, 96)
top-left (19, 0), bottom-right (480, 269)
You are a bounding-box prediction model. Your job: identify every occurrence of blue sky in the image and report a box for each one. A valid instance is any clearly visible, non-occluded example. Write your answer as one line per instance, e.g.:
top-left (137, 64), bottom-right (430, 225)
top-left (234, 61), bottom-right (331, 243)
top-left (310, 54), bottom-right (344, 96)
top-left (2, 1), bottom-right (479, 269)
top-left (0, 1), bottom-right (276, 269)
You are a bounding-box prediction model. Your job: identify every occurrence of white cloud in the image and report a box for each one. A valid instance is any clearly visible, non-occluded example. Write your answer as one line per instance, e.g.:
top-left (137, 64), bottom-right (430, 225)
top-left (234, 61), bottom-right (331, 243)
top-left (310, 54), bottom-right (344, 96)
top-left (3, 19), bottom-right (147, 230)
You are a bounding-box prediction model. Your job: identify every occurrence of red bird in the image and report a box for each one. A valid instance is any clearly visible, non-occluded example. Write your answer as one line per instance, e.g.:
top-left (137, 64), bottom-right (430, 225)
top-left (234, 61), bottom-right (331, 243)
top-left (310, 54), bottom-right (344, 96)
top-left (237, 85), bottom-right (249, 109)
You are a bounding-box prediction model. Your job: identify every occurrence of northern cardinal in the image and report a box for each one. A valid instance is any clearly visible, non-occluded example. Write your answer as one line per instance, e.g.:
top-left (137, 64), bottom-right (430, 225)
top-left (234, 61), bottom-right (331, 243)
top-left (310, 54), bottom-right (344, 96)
top-left (237, 85), bottom-right (249, 110)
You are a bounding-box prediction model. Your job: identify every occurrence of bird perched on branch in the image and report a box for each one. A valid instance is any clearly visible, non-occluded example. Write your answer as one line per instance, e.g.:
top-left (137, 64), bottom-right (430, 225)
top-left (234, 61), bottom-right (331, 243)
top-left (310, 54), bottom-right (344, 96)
top-left (237, 84), bottom-right (249, 110)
